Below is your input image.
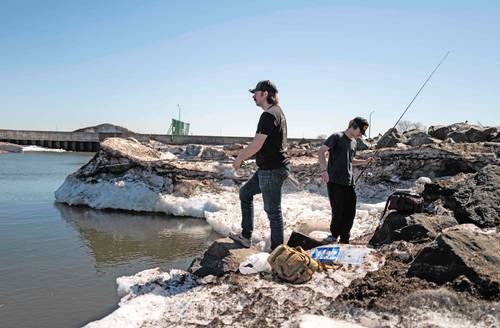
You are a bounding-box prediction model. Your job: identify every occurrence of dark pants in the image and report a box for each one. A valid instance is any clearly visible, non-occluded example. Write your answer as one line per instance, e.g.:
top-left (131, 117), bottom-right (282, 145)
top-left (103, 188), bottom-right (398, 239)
top-left (327, 182), bottom-right (357, 243)
top-left (240, 165), bottom-right (290, 250)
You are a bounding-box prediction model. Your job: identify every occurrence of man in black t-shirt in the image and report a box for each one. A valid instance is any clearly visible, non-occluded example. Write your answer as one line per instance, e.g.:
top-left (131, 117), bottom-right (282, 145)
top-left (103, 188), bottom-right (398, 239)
top-left (230, 80), bottom-right (290, 250)
top-left (318, 117), bottom-right (374, 244)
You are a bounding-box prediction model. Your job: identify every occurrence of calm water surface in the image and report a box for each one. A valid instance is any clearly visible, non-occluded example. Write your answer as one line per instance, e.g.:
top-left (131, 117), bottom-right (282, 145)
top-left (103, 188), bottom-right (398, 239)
top-left (0, 152), bottom-right (217, 328)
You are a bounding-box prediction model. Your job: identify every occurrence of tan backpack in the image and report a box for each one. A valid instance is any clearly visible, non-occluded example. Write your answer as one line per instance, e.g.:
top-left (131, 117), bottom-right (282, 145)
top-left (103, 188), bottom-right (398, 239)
top-left (267, 245), bottom-right (330, 284)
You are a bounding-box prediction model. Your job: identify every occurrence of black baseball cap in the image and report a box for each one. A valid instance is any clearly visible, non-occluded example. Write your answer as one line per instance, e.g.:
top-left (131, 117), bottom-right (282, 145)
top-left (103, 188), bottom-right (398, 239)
top-left (249, 80), bottom-right (278, 94)
top-left (353, 117), bottom-right (369, 136)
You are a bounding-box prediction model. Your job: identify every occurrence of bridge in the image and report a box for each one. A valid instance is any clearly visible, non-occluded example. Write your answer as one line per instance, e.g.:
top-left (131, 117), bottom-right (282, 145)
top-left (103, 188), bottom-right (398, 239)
top-left (0, 129), bottom-right (320, 152)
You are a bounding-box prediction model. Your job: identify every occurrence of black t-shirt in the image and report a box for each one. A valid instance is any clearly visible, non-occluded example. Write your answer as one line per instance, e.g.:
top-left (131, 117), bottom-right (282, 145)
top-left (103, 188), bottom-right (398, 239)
top-left (255, 105), bottom-right (289, 170)
top-left (323, 132), bottom-right (357, 185)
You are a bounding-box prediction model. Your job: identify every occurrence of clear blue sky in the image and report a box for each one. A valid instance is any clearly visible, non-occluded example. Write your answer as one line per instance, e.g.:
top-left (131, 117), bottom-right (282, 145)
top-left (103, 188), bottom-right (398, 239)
top-left (1, 1), bottom-right (499, 137)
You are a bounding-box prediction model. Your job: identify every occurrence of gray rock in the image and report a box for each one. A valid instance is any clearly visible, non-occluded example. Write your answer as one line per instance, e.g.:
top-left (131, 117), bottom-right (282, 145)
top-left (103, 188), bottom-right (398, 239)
top-left (446, 165), bottom-right (500, 228)
top-left (190, 238), bottom-right (258, 277)
top-left (184, 144), bottom-right (202, 157)
top-left (369, 212), bottom-right (458, 246)
top-left (223, 143), bottom-right (244, 151)
top-left (356, 138), bottom-right (371, 151)
top-left (408, 224), bottom-right (500, 299)
top-left (376, 128), bottom-right (407, 149)
top-left (200, 147), bottom-right (227, 161)
top-left (406, 131), bottom-right (441, 146)
top-left (448, 131), bottom-right (469, 143)
top-left (465, 126), bottom-right (498, 143)
top-left (427, 125), bottom-right (448, 140)
top-left (428, 123), bottom-right (498, 143)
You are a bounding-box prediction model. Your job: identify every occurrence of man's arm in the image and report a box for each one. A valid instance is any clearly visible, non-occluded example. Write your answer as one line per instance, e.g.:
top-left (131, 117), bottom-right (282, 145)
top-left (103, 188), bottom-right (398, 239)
top-left (318, 144), bottom-right (330, 183)
top-left (352, 157), bottom-right (374, 166)
top-left (232, 133), bottom-right (267, 169)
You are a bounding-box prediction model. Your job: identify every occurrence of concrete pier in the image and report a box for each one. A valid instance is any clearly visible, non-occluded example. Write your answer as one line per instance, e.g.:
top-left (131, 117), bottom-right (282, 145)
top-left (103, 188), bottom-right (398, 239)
top-left (0, 129), bottom-right (321, 152)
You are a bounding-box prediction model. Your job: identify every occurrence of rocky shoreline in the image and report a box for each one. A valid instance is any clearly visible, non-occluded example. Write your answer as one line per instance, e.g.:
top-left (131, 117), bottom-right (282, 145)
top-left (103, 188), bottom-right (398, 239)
top-left (52, 123), bottom-right (499, 327)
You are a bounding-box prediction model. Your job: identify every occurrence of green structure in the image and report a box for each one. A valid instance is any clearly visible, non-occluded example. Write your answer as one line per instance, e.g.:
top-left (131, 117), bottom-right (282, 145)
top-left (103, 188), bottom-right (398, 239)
top-left (168, 119), bottom-right (190, 136)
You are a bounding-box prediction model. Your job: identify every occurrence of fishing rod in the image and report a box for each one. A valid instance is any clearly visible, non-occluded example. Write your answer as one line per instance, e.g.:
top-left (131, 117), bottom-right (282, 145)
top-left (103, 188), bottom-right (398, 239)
top-left (355, 51), bottom-right (450, 184)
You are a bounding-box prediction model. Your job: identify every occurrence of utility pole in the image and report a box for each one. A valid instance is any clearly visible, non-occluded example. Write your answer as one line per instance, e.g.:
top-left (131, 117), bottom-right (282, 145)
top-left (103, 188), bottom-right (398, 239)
top-left (369, 110), bottom-right (375, 139)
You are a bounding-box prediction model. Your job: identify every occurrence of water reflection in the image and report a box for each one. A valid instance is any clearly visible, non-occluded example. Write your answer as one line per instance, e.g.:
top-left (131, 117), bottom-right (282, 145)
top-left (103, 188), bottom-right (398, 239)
top-left (56, 204), bottom-right (218, 269)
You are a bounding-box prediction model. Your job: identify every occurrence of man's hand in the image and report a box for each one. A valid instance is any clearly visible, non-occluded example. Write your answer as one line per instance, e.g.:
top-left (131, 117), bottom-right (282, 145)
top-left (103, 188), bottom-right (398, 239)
top-left (233, 158), bottom-right (243, 170)
top-left (366, 157), bottom-right (376, 165)
top-left (321, 171), bottom-right (329, 184)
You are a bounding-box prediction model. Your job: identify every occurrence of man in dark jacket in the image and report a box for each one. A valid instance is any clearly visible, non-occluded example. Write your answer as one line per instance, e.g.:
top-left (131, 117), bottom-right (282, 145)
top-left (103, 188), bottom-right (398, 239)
top-left (230, 80), bottom-right (290, 250)
top-left (318, 117), bottom-right (374, 244)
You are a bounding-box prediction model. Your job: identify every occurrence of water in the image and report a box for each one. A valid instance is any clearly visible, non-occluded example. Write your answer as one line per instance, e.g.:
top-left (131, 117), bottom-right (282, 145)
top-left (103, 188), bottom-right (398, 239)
top-left (0, 151), bottom-right (218, 328)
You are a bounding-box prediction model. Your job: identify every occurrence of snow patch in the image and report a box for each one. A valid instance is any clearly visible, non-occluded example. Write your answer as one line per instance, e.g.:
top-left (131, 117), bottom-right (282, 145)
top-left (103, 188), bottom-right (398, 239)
top-left (23, 145), bottom-right (66, 152)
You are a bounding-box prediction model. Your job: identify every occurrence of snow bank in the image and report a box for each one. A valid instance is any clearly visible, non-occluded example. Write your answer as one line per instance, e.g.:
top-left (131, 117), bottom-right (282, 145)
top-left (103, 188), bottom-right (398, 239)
top-left (23, 145), bottom-right (67, 152)
top-left (55, 176), bottom-right (221, 217)
top-left (56, 174), bottom-right (388, 251)
top-left (85, 251), bottom-right (385, 328)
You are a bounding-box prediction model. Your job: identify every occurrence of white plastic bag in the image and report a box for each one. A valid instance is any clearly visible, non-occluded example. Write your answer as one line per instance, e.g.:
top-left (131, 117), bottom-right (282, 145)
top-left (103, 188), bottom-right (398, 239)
top-left (239, 252), bottom-right (272, 274)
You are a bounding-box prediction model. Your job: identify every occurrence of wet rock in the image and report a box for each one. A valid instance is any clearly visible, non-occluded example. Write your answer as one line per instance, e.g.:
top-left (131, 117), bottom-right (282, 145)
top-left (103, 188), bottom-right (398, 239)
top-left (369, 212), bottom-right (458, 246)
top-left (375, 128), bottom-right (407, 149)
top-left (0, 142), bottom-right (23, 153)
top-left (408, 224), bottom-right (500, 299)
top-left (190, 238), bottom-right (258, 277)
top-left (200, 147), bottom-right (227, 161)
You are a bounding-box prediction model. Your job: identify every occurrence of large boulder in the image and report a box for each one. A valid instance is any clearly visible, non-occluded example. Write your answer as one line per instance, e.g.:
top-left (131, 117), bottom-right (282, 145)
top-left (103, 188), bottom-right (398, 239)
top-left (446, 165), bottom-right (500, 228)
top-left (375, 128), bottom-right (407, 149)
top-left (369, 212), bottom-right (458, 246)
top-left (405, 131), bottom-right (441, 146)
top-left (465, 126), bottom-right (498, 143)
top-left (422, 165), bottom-right (500, 228)
top-left (427, 125), bottom-right (450, 140)
top-left (189, 238), bottom-right (258, 277)
top-left (428, 123), bottom-right (498, 143)
top-left (408, 224), bottom-right (500, 299)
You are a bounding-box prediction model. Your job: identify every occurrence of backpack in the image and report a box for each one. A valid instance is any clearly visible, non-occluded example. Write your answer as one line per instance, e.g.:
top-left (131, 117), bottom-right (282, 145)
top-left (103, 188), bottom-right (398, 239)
top-left (380, 190), bottom-right (424, 220)
top-left (267, 245), bottom-right (323, 284)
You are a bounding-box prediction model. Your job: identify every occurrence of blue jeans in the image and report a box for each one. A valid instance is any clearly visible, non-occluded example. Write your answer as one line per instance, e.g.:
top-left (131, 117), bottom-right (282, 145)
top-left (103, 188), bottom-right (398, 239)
top-left (239, 165), bottom-right (290, 250)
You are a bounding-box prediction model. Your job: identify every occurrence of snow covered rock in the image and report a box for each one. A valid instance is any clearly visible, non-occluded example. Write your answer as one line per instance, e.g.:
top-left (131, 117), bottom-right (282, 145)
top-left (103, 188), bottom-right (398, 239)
top-left (0, 142), bottom-right (23, 153)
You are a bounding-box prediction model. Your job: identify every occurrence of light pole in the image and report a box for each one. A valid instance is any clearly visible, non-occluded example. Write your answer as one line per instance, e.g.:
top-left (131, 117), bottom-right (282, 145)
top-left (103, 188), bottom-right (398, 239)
top-left (369, 110), bottom-right (375, 139)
